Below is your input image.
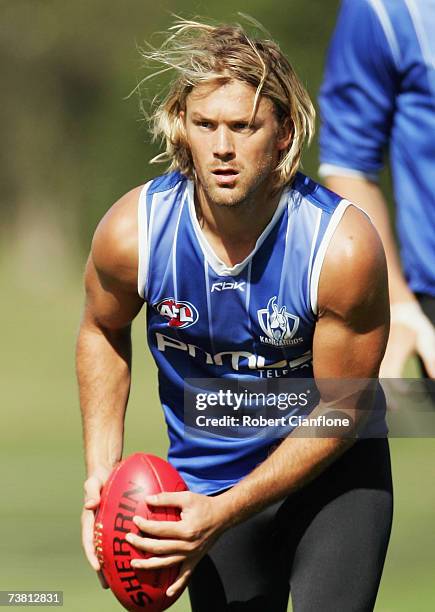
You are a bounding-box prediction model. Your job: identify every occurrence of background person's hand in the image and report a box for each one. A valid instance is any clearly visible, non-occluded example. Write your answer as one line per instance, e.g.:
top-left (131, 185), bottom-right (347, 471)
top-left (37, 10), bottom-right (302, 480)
top-left (380, 302), bottom-right (435, 379)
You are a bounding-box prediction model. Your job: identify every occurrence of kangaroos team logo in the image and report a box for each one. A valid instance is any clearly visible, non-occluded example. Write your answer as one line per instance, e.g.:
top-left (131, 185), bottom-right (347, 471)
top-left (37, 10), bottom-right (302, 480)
top-left (155, 298), bottom-right (199, 329)
top-left (257, 296), bottom-right (301, 347)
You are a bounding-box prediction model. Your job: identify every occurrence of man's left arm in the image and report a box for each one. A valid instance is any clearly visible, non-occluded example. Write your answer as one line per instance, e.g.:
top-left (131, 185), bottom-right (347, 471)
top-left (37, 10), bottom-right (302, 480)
top-left (128, 206), bottom-right (389, 596)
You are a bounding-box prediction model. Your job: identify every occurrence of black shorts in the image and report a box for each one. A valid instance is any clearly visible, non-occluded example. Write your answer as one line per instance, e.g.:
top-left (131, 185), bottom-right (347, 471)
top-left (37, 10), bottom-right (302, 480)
top-left (188, 438), bottom-right (393, 612)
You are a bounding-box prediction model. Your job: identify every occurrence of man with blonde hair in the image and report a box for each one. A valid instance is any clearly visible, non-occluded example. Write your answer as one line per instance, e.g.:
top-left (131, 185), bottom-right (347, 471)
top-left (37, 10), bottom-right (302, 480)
top-left (77, 19), bottom-right (393, 611)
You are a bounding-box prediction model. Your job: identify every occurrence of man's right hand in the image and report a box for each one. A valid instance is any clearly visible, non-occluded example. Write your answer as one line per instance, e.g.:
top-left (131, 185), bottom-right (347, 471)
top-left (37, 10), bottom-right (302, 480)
top-left (81, 470), bottom-right (111, 588)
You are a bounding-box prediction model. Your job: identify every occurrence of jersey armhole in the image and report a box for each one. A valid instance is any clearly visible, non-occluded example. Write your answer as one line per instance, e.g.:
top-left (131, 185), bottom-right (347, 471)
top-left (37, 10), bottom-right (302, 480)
top-left (137, 181), bottom-right (151, 300)
top-left (309, 199), bottom-right (352, 316)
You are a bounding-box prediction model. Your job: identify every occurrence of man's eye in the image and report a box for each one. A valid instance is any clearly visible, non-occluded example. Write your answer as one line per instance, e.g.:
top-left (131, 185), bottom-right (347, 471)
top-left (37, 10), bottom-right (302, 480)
top-left (197, 121), bottom-right (212, 128)
top-left (233, 123), bottom-right (254, 132)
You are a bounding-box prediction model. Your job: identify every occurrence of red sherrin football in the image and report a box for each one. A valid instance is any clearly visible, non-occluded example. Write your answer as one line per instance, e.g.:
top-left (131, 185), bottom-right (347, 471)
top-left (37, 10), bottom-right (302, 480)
top-left (94, 453), bottom-right (188, 611)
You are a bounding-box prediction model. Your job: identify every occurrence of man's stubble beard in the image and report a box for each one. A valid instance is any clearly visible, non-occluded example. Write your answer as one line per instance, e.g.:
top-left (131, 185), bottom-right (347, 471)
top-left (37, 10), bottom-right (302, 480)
top-left (198, 164), bottom-right (277, 211)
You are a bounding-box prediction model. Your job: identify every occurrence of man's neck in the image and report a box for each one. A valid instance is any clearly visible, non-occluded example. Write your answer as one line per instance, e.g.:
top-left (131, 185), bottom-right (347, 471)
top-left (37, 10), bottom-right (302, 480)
top-left (194, 182), bottom-right (283, 267)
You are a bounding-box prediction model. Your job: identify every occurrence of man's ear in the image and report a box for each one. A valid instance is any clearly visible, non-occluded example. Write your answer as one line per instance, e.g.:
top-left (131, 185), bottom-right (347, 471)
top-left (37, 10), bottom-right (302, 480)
top-left (177, 110), bottom-right (188, 145)
top-left (277, 118), bottom-right (293, 151)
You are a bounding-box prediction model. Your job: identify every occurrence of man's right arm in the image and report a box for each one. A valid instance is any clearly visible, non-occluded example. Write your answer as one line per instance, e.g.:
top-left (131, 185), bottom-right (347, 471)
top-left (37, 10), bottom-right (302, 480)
top-left (76, 185), bottom-right (144, 571)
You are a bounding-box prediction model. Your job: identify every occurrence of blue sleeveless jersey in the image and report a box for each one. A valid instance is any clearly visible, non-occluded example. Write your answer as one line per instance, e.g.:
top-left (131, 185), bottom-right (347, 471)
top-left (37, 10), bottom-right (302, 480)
top-left (138, 171), bottom-right (386, 494)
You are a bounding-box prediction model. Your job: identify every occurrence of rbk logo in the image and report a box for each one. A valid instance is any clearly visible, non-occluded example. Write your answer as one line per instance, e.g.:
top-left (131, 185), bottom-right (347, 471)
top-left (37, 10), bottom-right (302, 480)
top-left (257, 297), bottom-right (301, 347)
top-left (155, 298), bottom-right (199, 329)
top-left (211, 281), bottom-right (246, 292)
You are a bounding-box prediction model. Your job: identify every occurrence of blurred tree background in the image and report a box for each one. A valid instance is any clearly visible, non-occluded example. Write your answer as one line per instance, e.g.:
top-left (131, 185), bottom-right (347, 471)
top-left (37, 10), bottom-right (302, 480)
top-left (1, 1), bottom-right (434, 611)
top-left (0, 0), bottom-right (339, 262)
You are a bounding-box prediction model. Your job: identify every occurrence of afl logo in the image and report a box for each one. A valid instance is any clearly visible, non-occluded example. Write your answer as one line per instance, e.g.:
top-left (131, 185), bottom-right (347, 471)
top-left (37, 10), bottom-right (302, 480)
top-left (155, 298), bottom-right (199, 329)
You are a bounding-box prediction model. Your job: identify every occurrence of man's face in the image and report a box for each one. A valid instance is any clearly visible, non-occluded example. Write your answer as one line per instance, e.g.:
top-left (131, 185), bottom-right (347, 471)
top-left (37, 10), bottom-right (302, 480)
top-left (183, 79), bottom-right (290, 207)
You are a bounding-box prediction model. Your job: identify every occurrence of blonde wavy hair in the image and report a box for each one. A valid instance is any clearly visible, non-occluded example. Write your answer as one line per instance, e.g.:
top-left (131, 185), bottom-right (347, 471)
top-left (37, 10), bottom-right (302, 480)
top-left (137, 17), bottom-right (315, 188)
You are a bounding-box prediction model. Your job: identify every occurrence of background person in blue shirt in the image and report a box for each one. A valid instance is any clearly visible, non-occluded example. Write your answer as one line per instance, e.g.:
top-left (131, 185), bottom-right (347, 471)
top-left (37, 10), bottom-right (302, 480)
top-left (319, 0), bottom-right (435, 379)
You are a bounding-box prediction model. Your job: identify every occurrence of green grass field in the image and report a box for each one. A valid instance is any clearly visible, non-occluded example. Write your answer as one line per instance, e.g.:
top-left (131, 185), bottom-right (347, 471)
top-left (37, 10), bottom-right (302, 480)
top-left (1, 255), bottom-right (434, 611)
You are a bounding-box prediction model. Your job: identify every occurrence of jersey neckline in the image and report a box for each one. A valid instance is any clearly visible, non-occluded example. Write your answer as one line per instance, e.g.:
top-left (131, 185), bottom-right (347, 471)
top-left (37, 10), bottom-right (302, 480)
top-left (186, 180), bottom-right (289, 277)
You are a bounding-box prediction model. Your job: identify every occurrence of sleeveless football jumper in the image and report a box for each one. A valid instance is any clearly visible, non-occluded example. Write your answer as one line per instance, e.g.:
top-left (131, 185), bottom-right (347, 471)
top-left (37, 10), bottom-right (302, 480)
top-left (138, 171), bottom-right (386, 494)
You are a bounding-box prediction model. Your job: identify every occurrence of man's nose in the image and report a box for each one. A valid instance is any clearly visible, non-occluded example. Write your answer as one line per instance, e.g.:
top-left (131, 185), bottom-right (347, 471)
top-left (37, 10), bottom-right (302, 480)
top-left (213, 126), bottom-right (235, 159)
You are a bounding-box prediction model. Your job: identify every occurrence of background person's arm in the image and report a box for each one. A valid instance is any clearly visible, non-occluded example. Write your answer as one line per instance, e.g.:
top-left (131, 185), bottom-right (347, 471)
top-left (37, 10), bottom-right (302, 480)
top-left (324, 176), bottom-right (435, 378)
top-left (318, 0), bottom-right (435, 377)
top-left (76, 186), bottom-right (144, 572)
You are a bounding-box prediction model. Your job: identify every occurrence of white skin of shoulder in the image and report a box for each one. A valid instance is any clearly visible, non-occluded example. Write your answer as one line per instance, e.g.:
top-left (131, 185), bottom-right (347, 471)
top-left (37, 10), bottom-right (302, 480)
top-left (76, 80), bottom-right (389, 596)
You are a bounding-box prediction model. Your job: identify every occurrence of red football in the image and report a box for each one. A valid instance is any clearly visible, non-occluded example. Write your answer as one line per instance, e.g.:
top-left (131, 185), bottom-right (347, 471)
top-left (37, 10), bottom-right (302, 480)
top-left (94, 453), bottom-right (188, 611)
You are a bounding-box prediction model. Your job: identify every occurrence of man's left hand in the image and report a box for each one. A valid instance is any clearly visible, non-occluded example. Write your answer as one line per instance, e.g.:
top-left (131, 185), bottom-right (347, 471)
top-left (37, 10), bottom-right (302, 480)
top-left (126, 491), bottom-right (227, 598)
